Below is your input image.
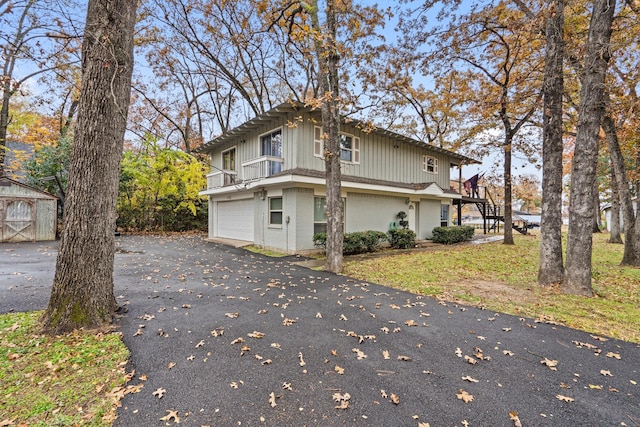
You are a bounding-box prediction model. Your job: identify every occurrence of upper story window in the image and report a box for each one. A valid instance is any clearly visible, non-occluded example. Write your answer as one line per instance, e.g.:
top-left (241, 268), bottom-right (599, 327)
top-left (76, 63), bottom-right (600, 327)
top-left (314, 126), bottom-right (360, 164)
top-left (423, 155), bottom-right (438, 173)
top-left (222, 147), bottom-right (236, 185)
top-left (261, 129), bottom-right (283, 158)
top-left (222, 147), bottom-right (236, 170)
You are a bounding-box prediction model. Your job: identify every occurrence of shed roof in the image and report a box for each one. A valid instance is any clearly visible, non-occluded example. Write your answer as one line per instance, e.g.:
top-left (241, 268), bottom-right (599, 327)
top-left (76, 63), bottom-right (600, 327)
top-left (0, 176), bottom-right (58, 200)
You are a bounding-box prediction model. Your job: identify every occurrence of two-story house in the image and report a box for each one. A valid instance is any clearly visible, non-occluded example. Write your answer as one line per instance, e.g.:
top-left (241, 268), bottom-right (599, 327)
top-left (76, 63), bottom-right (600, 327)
top-left (198, 102), bottom-right (478, 253)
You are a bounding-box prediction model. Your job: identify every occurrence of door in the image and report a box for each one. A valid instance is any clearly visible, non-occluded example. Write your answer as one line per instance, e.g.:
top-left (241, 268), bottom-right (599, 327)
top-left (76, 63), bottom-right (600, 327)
top-left (2, 199), bottom-right (36, 242)
top-left (217, 199), bottom-right (254, 241)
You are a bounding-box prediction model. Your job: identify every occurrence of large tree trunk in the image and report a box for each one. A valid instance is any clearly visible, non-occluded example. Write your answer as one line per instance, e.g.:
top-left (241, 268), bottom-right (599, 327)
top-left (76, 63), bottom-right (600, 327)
top-left (538, 0), bottom-right (565, 286)
top-left (607, 164), bottom-right (623, 244)
top-left (0, 83), bottom-right (8, 175)
top-left (42, 0), bottom-right (137, 334)
top-left (603, 111), bottom-right (639, 265)
top-left (503, 135), bottom-right (514, 245)
top-left (310, 0), bottom-right (343, 273)
top-left (564, 0), bottom-right (616, 296)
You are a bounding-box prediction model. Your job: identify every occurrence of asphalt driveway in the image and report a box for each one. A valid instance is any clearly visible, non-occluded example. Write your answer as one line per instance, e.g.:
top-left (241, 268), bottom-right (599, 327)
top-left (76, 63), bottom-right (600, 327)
top-left (1, 235), bottom-right (639, 426)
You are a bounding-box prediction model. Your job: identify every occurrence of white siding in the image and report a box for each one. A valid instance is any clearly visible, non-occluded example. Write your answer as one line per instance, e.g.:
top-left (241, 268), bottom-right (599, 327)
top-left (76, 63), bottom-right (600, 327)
top-left (216, 199), bottom-right (254, 241)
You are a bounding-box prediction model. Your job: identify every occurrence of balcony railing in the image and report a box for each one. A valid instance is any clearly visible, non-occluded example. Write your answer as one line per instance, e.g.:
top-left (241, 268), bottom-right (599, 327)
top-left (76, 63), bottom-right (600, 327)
top-left (207, 170), bottom-right (237, 188)
top-left (242, 156), bottom-right (284, 182)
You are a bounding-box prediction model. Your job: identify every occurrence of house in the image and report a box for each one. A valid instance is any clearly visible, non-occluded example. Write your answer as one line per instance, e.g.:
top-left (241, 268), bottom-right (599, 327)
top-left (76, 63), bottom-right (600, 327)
top-left (198, 103), bottom-right (479, 253)
top-left (602, 198), bottom-right (637, 232)
top-left (0, 176), bottom-right (57, 242)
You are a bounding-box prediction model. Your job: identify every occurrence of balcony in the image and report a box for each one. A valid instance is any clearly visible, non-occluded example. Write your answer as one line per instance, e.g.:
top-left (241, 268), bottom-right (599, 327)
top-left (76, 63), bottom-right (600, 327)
top-left (242, 156), bottom-right (284, 182)
top-left (206, 157), bottom-right (285, 189)
top-left (207, 170), bottom-right (237, 188)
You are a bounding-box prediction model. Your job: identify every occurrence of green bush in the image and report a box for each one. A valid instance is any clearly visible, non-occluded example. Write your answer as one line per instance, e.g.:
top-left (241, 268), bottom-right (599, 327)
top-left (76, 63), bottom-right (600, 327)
top-left (313, 230), bottom-right (387, 255)
top-left (431, 226), bottom-right (475, 244)
top-left (388, 228), bottom-right (416, 249)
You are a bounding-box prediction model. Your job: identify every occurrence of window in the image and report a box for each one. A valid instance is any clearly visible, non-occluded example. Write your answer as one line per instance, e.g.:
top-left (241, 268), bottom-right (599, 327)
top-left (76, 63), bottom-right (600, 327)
top-left (314, 127), bottom-right (360, 164)
top-left (222, 147), bottom-right (236, 170)
top-left (340, 134), bottom-right (360, 163)
top-left (314, 197), bottom-right (345, 234)
top-left (222, 147), bottom-right (236, 185)
top-left (423, 155), bottom-right (438, 173)
top-left (314, 126), bottom-right (323, 157)
top-left (441, 204), bottom-right (449, 227)
top-left (261, 129), bottom-right (283, 175)
top-left (269, 197), bottom-right (283, 225)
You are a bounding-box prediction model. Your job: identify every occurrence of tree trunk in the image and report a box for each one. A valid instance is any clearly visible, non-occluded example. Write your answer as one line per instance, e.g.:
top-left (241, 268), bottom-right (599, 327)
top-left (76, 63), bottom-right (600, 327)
top-left (538, 0), bottom-right (565, 286)
top-left (592, 189), bottom-right (602, 233)
top-left (603, 111), bottom-right (639, 265)
top-left (42, 0), bottom-right (137, 334)
top-left (503, 135), bottom-right (514, 245)
top-left (564, 0), bottom-right (616, 296)
top-left (309, 0), bottom-right (343, 273)
top-left (607, 164), bottom-right (623, 243)
top-left (0, 82), bottom-right (8, 175)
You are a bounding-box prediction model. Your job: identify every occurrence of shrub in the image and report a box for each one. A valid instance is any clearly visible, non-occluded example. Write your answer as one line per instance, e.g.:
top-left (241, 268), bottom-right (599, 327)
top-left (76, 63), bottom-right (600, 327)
top-left (431, 226), bottom-right (475, 244)
top-left (388, 228), bottom-right (416, 249)
top-left (313, 230), bottom-right (387, 255)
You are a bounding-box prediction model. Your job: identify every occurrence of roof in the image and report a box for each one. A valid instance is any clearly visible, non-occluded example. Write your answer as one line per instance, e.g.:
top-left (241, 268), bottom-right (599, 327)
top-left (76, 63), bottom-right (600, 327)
top-left (196, 102), bottom-right (480, 165)
top-left (0, 176), bottom-right (58, 200)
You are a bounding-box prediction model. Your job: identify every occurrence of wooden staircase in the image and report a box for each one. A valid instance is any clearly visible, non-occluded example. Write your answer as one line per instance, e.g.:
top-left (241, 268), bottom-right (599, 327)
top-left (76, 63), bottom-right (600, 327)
top-left (473, 187), bottom-right (529, 236)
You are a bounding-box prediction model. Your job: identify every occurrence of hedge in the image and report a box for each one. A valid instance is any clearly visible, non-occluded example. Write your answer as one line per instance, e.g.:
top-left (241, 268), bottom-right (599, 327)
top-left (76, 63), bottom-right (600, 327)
top-left (431, 226), bottom-right (475, 244)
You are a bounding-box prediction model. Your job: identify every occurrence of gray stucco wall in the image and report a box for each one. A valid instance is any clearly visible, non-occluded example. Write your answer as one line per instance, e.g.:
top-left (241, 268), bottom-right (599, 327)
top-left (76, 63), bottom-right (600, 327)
top-left (345, 193), bottom-right (407, 233)
top-left (418, 199), bottom-right (443, 239)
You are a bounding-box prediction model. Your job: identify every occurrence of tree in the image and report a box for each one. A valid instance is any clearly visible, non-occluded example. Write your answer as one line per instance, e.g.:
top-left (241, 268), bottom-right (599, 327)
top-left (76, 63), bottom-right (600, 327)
top-left (399, 1), bottom-right (544, 245)
top-left (0, 0), bottom-right (80, 175)
top-left (42, 0), bottom-right (137, 334)
top-left (538, 0), bottom-right (565, 286)
top-left (564, 0), bottom-right (616, 296)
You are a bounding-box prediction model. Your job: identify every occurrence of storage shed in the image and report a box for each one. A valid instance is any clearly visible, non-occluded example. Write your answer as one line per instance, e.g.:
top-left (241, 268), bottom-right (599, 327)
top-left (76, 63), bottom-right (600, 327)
top-left (0, 176), bottom-right (57, 242)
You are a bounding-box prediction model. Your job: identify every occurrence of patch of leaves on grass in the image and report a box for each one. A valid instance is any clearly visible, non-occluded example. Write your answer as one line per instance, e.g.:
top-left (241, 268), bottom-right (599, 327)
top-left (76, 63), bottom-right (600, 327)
top-left (0, 311), bottom-right (130, 426)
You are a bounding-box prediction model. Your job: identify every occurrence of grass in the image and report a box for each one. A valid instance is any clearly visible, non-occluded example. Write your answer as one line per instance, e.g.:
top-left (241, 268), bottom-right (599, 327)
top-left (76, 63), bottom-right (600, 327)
top-left (343, 232), bottom-right (640, 343)
top-left (244, 245), bottom-right (289, 257)
top-left (0, 311), bottom-right (130, 426)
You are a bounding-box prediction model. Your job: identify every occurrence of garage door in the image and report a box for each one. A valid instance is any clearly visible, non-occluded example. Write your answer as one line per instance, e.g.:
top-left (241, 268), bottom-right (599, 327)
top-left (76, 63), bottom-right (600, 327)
top-left (217, 199), bottom-right (254, 241)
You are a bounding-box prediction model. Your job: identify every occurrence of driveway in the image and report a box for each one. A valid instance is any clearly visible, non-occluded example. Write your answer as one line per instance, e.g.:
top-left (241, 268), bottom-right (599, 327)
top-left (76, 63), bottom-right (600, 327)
top-left (1, 235), bottom-right (639, 426)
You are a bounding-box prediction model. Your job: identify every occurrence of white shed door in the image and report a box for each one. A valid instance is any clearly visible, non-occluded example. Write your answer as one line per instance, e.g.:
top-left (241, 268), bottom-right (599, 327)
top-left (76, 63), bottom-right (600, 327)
top-left (217, 199), bottom-right (254, 241)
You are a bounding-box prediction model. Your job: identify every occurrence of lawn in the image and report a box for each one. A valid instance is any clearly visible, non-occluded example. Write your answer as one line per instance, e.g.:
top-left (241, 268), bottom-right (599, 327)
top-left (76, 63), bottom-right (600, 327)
top-left (0, 312), bottom-right (131, 426)
top-left (343, 232), bottom-right (640, 343)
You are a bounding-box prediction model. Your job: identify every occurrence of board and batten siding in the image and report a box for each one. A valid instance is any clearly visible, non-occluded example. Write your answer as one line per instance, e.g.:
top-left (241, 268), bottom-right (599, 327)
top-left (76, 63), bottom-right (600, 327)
top-left (0, 178), bottom-right (57, 242)
top-left (294, 115), bottom-right (452, 188)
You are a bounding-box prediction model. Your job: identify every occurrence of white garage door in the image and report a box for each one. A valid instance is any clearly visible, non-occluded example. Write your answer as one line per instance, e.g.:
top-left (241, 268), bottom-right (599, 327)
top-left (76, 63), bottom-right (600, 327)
top-left (217, 199), bottom-right (254, 241)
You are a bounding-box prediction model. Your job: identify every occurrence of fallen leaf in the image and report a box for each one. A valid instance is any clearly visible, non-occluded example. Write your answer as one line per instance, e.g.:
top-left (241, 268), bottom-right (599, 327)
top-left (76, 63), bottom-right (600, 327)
top-left (316, 312), bottom-right (322, 318)
top-left (159, 410), bottom-right (180, 423)
top-left (230, 382), bottom-right (239, 389)
top-left (502, 327), bottom-right (512, 332)
top-left (455, 348), bottom-right (462, 358)
top-left (556, 394), bottom-right (575, 402)
top-left (340, 314), bottom-right (348, 321)
top-left (380, 389), bottom-right (388, 399)
top-left (464, 355), bottom-right (477, 365)
top-left (397, 355), bottom-right (411, 361)
top-left (333, 392), bottom-right (351, 409)
top-left (390, 393), bottom-right (400, 404)
top-left (167, 362), bottom-right (176, 370)
top-left (248, 331), bottom-right (265, 339)
top-left (334, 365), bottom-right (345, 375)
top-left (509, 411), bottom-right (522, 427)
top-left (282, 318), bottom-right (296, 326)
top-left (418, 423), bottom-right (431, 427)
top-left (405, 319), bottom-right (417, 327)
top-left (282, 382), bottom-right (292, 390)
top-left (195, 340), bottom-right (205, 348)
top-left (152, 388), bottom-right (166, 399)
top-left (541, 358), bottom-right (558, 371)
top-left (462, 376), bottom-right (479, 383)
top-left (382, 350), bottom-right (390, 360)
top-left (225, 312), bottom-right (239, 318)
top-left (606, 352), bottom-right (621, 360)
top-left (600, 370), bottom-right (612, 376)
top-left (503, 350), bottom-right (514, 356)
top-left (352, 348), bottom-right (367, 360)
top-left (187, 355), bottom-right (195, 361)
top-left (230, 337), bottom-right (245, 345)
top-left (298, 352), bottom-right (306, 367)
top-left (589, 384), bottom-right (603, 390)
top-left (331, 349), bottom-right (338, 357)
top-left (261, 359), bottom-right (272, 365)
top-left (269, 392), bottom-right (277, 408)
top-left (456, 389), bottom-right (474, 403)
top-left (590, 334), bottom-right (608, 341)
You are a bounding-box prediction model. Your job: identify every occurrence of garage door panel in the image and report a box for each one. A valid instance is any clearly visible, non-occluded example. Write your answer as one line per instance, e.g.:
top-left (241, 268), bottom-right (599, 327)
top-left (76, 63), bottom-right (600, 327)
top-left (217, 199), bottom-right (254, 241)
